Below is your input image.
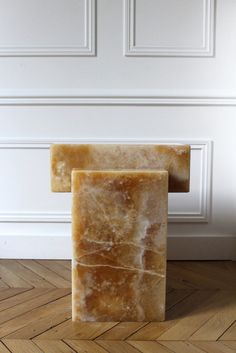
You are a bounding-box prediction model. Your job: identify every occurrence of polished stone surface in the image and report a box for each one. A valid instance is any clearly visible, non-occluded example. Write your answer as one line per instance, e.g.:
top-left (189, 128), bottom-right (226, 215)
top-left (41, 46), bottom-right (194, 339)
top-left (71, 170), bottom-right (168, 322)
top-left (51, 144), bottom-right (190, 193)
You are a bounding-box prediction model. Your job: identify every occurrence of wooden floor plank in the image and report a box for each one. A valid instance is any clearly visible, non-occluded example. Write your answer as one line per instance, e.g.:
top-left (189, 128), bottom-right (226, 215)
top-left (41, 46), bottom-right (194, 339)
top-left (0, 288), bottom-right (49, 313)
top-left (190, 291), bottom-right (236, 341)
top-left (219, 321), bottom-right (236, 340)
top-left (0, 264), bottom-right (32, 288)
top-left (168, 262), bottom-right (229, 289)
top-left (36, 260), bottom-right (71, 282)
top-left (221, 341), bottom-right (236, 350)
top-left (166, 289), bottom-right (194, 310)
top-left (95, 322), bottom-right (148, 340)
top-left (34, 340), bottom-right (77, 353)
top-left (97, 322), bottom-right (148, 340)
top-left (158, 290), bottom-right (232, 341)
top-left (0, 289), bottom-right (71, 338)
top-left (0, 288), bottom-right (30, 302)
top-left (128, 290), bottom-right (212, 340)
top-left (192, 341), bottom-right (236, 353)
top-left (33, 319), bottom-right (71, 340)
top-left (4, 295), bottom-right (71, 339)
top-left (65, 340), bottom-right (109, 353)
top-left (56, 261), bottom-right (71, 270)
top-left (3, 339), bottom-right (44, 353)
top-left (166, 286), bottom-right (174, 294)
top-left (127, 340), bottom-right (173, 353)
top-left (0, 289), bottom-right (53, 324)
top-left (179, 261), bottom-right (236, 290)
top-left (97, 340), bottom-right (141, 353)
top-left (166, 265), bottom-right (195, 289)
top-left (0, 341), bottom-right (11, 353)
top-left (18, 260), bottom-right (70, 288)
top-left (0, 280), bottom-right (9, 289)
top-left (35, 320), bottom-right (118, 340)
top-left (159, 341), bottom-right (208, 353)
top-left (0, 260), bottom-right (55, 289)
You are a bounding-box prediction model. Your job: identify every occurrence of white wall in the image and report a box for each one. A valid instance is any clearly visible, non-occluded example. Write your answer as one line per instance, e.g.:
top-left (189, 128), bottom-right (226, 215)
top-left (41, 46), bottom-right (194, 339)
top-left (0, 0), bottom-right (236, 259)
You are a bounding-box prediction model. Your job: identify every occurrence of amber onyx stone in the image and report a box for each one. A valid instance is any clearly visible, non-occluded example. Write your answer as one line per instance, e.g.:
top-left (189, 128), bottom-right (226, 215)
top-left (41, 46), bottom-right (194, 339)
top-left (71, 170), bottom-right (168, 322)
top-left (51, 144), bottom-right (190, 193)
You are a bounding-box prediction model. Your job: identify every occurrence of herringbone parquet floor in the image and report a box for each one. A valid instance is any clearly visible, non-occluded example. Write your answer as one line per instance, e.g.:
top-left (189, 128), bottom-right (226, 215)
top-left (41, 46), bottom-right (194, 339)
top-left (0, 260), bottom-right (236, 352)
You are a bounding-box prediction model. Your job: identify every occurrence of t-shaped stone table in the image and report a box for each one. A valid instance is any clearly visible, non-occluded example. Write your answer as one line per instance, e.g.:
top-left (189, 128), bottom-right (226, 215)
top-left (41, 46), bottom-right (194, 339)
top-left (51, 144), bottom-right (190, 322)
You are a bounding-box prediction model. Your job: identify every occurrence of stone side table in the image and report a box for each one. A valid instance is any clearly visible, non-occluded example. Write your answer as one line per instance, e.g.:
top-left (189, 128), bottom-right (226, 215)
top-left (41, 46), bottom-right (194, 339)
top-left (51, 144), bottom-right (190, 322)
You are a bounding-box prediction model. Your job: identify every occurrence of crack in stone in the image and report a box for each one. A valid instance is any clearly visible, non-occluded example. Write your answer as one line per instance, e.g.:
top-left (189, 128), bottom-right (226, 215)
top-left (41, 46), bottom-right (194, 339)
top-left (75, 238), bottom-right (165, 256)
top-left (74, 260), bottom-right (165, 278)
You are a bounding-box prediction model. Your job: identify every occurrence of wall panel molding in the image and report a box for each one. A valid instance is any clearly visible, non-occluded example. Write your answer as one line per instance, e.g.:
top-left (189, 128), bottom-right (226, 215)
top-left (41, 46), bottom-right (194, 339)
top-left (168, 141), bottom-right (212, 223)
top-left (0, 0), bottom-right (96, 56)
top-left (1, 95), bottom-right (236, 106)
top-left (0, 138), bottom-right (212, 223)
top-left (124, 0), bottom-right (215, 57)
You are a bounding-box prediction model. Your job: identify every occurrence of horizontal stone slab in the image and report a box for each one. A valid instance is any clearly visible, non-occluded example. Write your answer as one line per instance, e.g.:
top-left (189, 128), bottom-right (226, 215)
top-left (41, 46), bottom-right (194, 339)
top-left (51, 144), bottom-right (190, 193)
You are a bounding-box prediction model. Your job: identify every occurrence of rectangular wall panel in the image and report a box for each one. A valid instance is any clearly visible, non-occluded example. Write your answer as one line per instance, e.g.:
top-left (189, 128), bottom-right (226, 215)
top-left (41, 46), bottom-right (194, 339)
top-left (0, 0), bottom-right (95, 55)
top-left (124, 0), bottom-right (215, 56)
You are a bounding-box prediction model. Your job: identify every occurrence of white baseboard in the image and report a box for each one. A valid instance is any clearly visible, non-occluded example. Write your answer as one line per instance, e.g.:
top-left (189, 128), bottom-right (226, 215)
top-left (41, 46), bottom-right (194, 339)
top-left (0, 235), bottom-right (235, 260)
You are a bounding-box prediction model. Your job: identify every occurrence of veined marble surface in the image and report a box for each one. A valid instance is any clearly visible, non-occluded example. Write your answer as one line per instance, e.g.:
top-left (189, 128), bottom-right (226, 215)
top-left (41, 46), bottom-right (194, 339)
top-left (51, 144), bottom-right (190, 193)
top-left (72, 170), bottom-right (168, 322)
